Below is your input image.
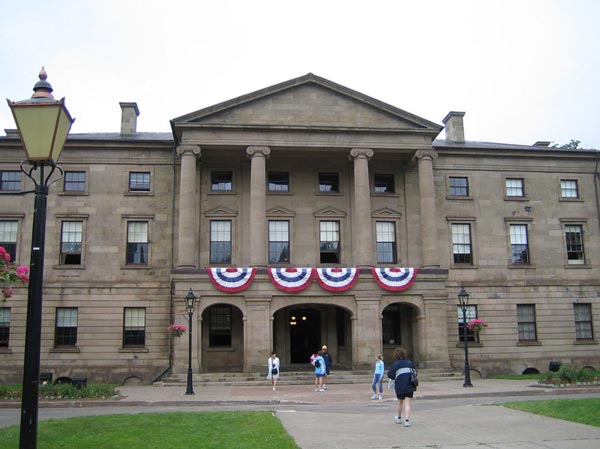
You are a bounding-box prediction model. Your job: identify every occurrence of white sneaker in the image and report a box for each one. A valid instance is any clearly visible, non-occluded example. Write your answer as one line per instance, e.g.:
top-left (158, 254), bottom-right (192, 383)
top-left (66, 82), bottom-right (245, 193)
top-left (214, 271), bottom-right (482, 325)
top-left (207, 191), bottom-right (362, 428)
top-left (273, 387), bottom-right (276, 391)
top-left (322, 385), bottom-right (327, 390)
top-left (315, 388), bottom-right (319, 391)
top-left (371, 394), bottom-right (379, 400)
top-left (394, 416), bottom-right (403, 424)
top-left (404, 420), bottom-right (411, 427)
top-left (378, 395), bottom-right (383, 400)
top-left (319, 388), bottom-right (326, 392)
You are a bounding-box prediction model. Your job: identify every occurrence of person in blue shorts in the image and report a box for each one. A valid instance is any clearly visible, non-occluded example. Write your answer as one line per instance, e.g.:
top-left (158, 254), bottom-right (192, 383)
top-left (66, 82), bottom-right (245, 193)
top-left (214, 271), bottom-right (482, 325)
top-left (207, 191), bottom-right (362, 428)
top-left (313, 350), bottom-right (327, 391)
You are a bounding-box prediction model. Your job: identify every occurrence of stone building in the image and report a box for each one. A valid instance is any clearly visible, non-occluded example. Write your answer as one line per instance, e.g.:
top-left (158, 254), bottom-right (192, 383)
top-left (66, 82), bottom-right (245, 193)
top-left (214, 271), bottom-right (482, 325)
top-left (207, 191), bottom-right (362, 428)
top-left (1, 73), bottom-right (598, 384)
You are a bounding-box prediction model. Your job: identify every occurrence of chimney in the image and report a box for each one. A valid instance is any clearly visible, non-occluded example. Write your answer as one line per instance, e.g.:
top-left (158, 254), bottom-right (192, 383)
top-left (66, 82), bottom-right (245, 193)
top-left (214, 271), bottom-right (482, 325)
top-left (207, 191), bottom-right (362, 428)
top-left (442, 111), bottom-right (465, 143)
top-left (533, 141), bottom-right (551, 147)
top-left (120, 102), bottom-right (139, 135)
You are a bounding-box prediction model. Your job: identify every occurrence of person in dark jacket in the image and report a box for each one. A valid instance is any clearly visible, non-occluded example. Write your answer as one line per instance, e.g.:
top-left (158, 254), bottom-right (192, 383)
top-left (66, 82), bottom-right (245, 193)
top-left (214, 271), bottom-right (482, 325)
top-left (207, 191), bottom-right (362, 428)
top-left (321, 345), bottom-right (333, 390)
top-left (387, 347), bottom-right (416, 427)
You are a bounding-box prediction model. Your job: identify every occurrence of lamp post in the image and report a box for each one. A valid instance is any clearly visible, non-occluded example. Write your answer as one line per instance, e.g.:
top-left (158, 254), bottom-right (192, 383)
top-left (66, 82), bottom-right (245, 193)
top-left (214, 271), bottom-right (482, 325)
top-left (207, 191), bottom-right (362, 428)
top-left (184, 288), bottom-right (197, 395)
top-left (457, 287), bottom-right (473, 387)
top-left (7, 68), bottom-right (74, 449)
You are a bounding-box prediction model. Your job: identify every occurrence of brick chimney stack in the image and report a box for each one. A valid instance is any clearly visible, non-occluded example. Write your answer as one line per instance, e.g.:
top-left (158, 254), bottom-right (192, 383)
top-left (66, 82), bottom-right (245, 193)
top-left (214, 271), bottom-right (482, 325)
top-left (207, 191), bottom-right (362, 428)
top-left (120, 102), bottom-right (139, 135)
top-left (442, 111), bottom-right (465, 143)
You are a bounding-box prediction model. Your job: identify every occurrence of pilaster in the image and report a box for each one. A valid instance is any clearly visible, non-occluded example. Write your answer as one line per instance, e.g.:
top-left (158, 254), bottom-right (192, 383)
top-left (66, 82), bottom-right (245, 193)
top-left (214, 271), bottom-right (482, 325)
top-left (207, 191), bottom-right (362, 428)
top-left (349, 148), bottom-right (374, 266)
top-left (246, 146), bottom-right (270, 267)
top-left (415, 149), bottom-right (439, 268)
top-left (176, 145), bottom-right (201, 268)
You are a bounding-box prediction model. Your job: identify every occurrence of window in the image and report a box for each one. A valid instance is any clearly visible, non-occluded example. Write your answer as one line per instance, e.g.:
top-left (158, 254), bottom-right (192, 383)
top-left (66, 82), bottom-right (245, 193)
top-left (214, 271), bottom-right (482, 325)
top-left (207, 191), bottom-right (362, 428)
top-left (211, 171), bottom-right (233, 192)
top-left (458, 305), bottom-right (478, 342)
top-left (318, 172), bottom-right (339, 193)
top-left (127, 221), bottom-right (149, 265)
top-left (320, 221), bottom-right (340, 263)
top-left (269, 220), bottom-right (289, 263)
top-left (54, 308), bottom-right (78, 347)
top-left (574, 303), bottom-right (593, 340)
top-left (210, 220), bottom-right (231, 264)
top-left (449, 177), bottom-right (469, 196)
top-left (376, 221), bottom-right (397, 264)
top-left (0, 171), bottom-right (21, 191)
top-left (64, 171), bottom-right (86, 192)
top-left (374, 174), bottom-right (395, 193)
top-left (452, 223), bottom-right (472, 264)
top-left (60, 221), bottom-right (83, 265)
top-left (560, 179), bottom-right (579, 199)
top-left (268, 172), bottom-right (289, 192)
top-left (0, 308), bottom-right (10, 348)
top-left (129, 172), bottom-right (151, 192)
top-left (209, 306), bottom-right (232, 347)
top-left (565, 225), bottom-right (585, 265)
top-left (510, 224), bottom-right (529, 264)
top-left (517, 304), bottom-right (537, 342)
top-left (0, 220), bottom-right (18, 262)
top-left (123, 308), bottom-right (146, 347)
top-left (505, 178), bottom-right (524, 197)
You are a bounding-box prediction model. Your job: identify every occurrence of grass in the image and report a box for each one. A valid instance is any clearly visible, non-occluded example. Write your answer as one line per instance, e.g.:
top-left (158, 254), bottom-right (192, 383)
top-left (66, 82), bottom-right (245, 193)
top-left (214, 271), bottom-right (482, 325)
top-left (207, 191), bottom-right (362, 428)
top-left (0, 411), bottom-right (300, 449)
top-left (502, 398), bottom-right (600, 427)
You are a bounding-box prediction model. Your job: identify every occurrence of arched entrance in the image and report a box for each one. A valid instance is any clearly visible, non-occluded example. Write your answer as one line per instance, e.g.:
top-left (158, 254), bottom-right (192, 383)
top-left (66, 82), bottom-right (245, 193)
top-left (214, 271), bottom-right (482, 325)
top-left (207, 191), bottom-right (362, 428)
top-left (200, 303), bottom-right (244, 372)
top-left (381, 302), bottom-right (419, 363)
top-left (272, 304), bottom-right (353, 369)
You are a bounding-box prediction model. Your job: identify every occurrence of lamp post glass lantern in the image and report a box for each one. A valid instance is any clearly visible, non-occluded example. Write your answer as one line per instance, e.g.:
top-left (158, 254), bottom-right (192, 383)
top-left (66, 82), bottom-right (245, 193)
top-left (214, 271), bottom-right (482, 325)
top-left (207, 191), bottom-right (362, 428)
top-left (457, 287), bottom-right (473, 387)
top-left (7, 67), bottom-right (74, 449)
top-left (184, 288), bottom-right (197, 395)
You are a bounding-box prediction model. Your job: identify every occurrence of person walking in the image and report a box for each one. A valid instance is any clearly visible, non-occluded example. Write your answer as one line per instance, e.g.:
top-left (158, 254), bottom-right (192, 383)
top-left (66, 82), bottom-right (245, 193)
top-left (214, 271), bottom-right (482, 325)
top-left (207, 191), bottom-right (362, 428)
top-left (321, 345), bottom-right (333, 390)
top-left (313, 350), bottom-right (327, 391)
top-left (387, 347), bottom-right (417, 427)
top-left (267, 351), bottom-right (280, 391)
top-left (371, 354), bottom-right (384, 400)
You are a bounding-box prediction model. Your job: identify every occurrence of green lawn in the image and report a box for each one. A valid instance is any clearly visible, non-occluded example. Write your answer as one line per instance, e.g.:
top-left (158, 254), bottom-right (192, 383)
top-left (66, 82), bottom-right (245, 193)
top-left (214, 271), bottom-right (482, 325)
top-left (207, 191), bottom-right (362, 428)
top-left (502, 398), bottom-right (600, 427)
top-left (0, 411), bottom-right (300, 449)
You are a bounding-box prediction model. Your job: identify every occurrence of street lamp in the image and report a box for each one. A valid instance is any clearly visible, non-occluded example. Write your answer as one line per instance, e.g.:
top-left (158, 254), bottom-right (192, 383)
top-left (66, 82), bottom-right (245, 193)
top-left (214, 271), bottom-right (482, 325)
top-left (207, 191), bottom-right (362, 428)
top-left (184, 288), bottom-right (197, 395)
top-left (457, 287), bottom-right (473, 387)
top-left (7, 67), bottom-right (74, 449)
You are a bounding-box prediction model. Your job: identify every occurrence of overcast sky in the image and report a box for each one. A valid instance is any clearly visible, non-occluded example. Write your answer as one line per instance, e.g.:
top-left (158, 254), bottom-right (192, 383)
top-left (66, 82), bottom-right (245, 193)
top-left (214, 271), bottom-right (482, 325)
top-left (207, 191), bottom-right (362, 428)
top-left (1, 0), bottom-right (599, 148)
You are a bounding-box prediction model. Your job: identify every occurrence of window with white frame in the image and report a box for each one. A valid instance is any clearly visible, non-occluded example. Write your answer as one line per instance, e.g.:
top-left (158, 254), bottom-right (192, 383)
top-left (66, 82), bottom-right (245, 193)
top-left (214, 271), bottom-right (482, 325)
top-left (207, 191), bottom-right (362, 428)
top-left (449, 177), bottom-right (469, 196)
top-left (458, 305), bottom-right (478, 342)
top-left (318, 172), bottom-right (339, 193)
top-left (565, 224), bottom-right (585, 264)
top-left (510, 224), bottom-right (529, 264)
top-left (374, 174), bottom-right (395, 194)
top-left (505, 178), bottom-right (524, 197)
top-left (123, 308), bottom-right (146, 347)
top-left (210, 220), bottom-right (231, 264)
top-left (54, 308), bottom-right (78, 347)
top-left (211, 171), bottom-right (233, 192)
top-left (64, 171), bottom-right (86, 192)
top-left (452, 223), bottom-right (472, 264)
top-left (60, 221), bottom-right (83, 265)
top-left (560, 179), bottom-right (579, 199)
top-left (320, 221), bottom-right (340, 263)
top-left (574, 303), bottom-right (593, 340)
top-left (126, 221), bottom-right (149, 265)
top-left (0, 220), bottom-right (18, 262)
top-left (267, 172), bottom-right (289, 192)
top-left (0, 308), bottom-right (10, 348)
top-left (517, 304), bottom-right (537, 342)
top-left (129, 172), bottom-right (151, 192)
top-left (0, 171), bottom-right (21, 191)
top-left (269, 220), bottom-right (289, 264)
top-left (376, 221), bottom-right (397, 264)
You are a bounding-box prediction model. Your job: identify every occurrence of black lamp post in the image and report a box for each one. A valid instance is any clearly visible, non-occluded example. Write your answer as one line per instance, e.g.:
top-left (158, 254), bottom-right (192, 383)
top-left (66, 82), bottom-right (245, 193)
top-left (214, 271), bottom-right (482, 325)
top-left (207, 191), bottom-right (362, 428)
top-left (184, 288), bottom-right (197, 395)
top-left (7, 68), bottom-right (74, 449)
top-left (457, 287), bottom-right (473, 387)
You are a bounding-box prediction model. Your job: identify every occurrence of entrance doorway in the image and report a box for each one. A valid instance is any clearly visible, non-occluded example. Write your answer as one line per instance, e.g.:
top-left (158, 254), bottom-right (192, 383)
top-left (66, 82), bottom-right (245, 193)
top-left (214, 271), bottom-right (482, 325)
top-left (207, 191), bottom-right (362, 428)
top-left (289, 307), bottom-right (321, 363)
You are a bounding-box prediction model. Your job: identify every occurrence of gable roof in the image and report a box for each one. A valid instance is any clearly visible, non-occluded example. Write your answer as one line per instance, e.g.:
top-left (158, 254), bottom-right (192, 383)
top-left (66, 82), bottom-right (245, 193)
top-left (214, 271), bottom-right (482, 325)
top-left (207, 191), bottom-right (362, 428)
top-left (171, 73), bottom-right (442, 142)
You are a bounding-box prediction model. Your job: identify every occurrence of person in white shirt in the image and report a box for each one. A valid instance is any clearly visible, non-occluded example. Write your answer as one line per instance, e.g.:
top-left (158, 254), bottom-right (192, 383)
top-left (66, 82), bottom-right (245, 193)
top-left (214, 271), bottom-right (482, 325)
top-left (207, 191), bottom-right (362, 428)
top-left (267, 351), bottom-right (280, 390)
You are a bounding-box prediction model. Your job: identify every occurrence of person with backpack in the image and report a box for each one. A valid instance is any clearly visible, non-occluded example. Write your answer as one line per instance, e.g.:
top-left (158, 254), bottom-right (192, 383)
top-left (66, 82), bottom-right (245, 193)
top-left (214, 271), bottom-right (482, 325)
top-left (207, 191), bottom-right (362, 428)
top-left (321, 345), bottom-right (333, 390)
top-left (312, 350), bottom-right (327, 391)
top-left (387, 347), bottom-right (417, 427)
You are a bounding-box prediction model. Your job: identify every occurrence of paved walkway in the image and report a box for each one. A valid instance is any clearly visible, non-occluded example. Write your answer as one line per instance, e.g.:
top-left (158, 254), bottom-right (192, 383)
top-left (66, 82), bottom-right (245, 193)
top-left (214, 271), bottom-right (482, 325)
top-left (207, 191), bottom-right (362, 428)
top-left (2, 379), bottom-right (600, 448)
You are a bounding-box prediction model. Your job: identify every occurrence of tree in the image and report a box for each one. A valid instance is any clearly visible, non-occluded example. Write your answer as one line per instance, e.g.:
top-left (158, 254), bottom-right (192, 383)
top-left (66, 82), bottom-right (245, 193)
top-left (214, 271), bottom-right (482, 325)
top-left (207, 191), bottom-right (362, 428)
top-left (551, 139), bottom-right (581, 149)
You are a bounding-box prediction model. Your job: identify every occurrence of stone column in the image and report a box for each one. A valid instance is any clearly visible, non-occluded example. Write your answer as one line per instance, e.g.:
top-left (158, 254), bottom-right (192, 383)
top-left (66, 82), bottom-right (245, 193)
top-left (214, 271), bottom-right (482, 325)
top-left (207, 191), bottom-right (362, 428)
top-left (243, 297), bottom-right (272, 372)
top-left (176, 145), bottom-right (201, 268)
top-left (349, 148), bottom-right (374, 266)
top-left (247, 146), bottom-right (270, 267)
top-left (352, 295), bottom-right (381, 370)
top-left (415, 149), bottom-right (439, 268)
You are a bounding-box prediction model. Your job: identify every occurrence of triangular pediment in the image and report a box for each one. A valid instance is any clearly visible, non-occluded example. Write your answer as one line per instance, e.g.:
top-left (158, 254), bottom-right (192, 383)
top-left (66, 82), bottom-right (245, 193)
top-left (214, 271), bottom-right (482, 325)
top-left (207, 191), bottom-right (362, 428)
top-left (314, 206), bottom-right (346, 218)
top-left (267, 206), bottom-right (296, 217)
top-left (204, 206), bottom-right (238, 217)
top-left (173, 73), bottom-right (442, 135)
top-left (372, 207), bottom-right (402, 218)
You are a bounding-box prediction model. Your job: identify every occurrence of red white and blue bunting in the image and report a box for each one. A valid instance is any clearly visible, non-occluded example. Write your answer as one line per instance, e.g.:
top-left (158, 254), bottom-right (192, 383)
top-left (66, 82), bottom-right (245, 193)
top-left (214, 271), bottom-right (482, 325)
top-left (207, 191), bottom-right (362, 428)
top-left (314, 267), bottom-right (360, 292)
top-left (268, 268), bottom-right (314, 292)
top-left (371, 267), bottom-right (418, 291)
top-left (208, 267), bottom-right (257, 292)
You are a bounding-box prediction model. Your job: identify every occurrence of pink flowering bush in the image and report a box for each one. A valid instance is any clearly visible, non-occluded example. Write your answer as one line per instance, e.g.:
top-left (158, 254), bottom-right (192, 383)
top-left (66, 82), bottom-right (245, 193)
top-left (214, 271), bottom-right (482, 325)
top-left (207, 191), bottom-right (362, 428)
top-left (167, 324), bottom-right (187, 337)
top-left (466, 318), bottom-right (489, 333)
top-left (1, 246), bottom-right (30, 302)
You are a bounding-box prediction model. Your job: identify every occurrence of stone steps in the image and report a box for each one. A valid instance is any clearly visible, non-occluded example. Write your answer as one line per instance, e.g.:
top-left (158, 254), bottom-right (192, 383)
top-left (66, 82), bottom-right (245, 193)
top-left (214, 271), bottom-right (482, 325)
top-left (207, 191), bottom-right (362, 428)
top-left (157, 368), bottom-right (461, 387)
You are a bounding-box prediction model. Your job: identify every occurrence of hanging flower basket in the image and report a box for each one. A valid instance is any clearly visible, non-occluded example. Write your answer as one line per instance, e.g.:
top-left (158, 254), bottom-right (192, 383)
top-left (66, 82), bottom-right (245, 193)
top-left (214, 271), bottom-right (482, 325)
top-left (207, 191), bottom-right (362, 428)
top-left (167, 324), bottom-right (187, 337)
top-left (1, 246), bottom-right (30, 302)
top-left (466, 319), bottom-right (489, 334)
